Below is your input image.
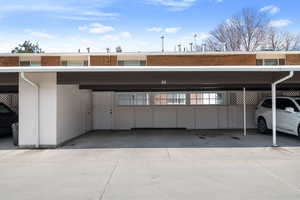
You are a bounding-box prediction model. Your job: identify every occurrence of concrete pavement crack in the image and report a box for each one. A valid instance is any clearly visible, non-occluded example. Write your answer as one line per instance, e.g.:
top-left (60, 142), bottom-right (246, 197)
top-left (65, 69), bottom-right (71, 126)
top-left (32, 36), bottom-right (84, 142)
top-left (98, 160), bottom-right (119, 200)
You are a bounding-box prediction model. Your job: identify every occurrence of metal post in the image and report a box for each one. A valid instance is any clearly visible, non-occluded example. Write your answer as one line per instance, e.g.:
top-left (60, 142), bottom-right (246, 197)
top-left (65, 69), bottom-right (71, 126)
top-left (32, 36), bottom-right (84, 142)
top-left (272, 83), bottom-right (277, 147)
top-left (243, 87), bottom-right (247, 136)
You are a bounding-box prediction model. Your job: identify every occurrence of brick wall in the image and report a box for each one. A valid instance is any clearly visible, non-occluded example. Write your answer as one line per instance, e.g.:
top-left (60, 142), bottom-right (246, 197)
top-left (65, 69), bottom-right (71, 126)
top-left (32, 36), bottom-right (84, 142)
top-left (0, 57), bottom-right (19, 66)
top-left (147, 54), bottom-right (257, 66)
top-left (286, 54), bottom-right (300, 65)
top-left (90, 56), bottom-right (117, 66)
top-left (41, 56), bottom-right (61, 66)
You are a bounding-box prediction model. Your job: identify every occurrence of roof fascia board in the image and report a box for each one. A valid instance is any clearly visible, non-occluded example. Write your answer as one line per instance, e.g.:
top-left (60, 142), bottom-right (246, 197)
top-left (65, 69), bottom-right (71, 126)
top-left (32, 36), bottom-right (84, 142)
top-left (0, 66), bottom-right (299, 73)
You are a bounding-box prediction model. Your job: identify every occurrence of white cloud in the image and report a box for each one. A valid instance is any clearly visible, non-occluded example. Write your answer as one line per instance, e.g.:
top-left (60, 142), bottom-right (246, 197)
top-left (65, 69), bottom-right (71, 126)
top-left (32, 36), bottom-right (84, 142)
top-left (260, 5), bottom-right (280, 14)
top-left (268, 19), bottom-right (292, 28)
top-left (120, 32), bottom-right (132, 38)
top-left (59, 16), bottom-right (100, 21)
top-left (25, 30), bottom-right (54, 39)
top-left (147, 0), bottom-right (197, 11)
top-left (147, 27), bottom-right (163, 32)
top-left (0, 4), bottom-right (72, 12)
top-left (58, 11), bottom-right (119, 21)
top-left (147, 27), bottom-right (182, 33)
top-left (101, 34), bottom-right (120, 41)
top-left (165, 27), bottom-right (181, 33)
top-left (0, 2), bottom-right (119, 22)
top-left (80, 23), bottom-right (115, 34)
top-left (101, 32), bottom-right (132, 41)
top-left (81, 11), bottom-right (119, 17)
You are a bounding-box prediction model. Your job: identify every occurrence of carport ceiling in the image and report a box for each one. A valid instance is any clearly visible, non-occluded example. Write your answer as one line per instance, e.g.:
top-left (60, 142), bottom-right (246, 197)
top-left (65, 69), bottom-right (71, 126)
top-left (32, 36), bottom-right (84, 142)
top-left (58, 71), bottom-right (300, 91)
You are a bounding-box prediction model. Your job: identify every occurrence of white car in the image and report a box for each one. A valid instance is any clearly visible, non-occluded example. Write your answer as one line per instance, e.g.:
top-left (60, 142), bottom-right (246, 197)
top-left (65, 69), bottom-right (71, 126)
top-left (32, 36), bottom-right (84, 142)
top-left (255, 96), bottom-right (300, 137)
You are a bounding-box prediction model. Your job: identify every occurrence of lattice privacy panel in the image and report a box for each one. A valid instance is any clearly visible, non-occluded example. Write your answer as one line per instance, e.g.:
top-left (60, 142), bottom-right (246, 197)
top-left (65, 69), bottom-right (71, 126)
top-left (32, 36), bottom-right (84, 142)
top-left (229, 91), bottom-right (259, 105)
top-left (279, 91), bottom-right (300, 97)
top-left (0, 94), bottom-right (18, 112)
top-left (229, 91), bottom-right (300, 106)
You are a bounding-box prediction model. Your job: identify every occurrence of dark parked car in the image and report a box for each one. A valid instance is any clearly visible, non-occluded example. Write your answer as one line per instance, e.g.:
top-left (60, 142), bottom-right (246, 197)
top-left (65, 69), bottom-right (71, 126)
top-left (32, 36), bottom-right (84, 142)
top-left (0, 103), bottom-right (18, 136)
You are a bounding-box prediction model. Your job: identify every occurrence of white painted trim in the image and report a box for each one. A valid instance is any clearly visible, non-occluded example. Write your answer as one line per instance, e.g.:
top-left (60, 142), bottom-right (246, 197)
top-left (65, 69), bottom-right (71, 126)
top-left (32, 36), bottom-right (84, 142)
top-left (1, 65), bottom-right (300, 73)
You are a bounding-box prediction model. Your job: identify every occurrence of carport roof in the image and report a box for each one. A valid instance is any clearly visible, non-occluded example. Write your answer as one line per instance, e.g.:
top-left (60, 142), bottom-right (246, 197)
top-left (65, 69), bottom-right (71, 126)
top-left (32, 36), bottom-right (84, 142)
top-left (0, 66), bottom-right (300, 72)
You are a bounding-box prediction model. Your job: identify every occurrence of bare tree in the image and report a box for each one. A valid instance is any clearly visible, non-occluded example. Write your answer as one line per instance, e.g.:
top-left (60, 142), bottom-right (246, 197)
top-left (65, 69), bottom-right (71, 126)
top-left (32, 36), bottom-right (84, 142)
top-left (264, 28), bottom-right (284, 51)
top-left (207, 22), bottom-right (241, 51)
top-left (265, 28), bottom-right (300, 51)
top-left (206, 8), bottom-right (268, 51)
top-left (282, 32), bottom-right (300, 51)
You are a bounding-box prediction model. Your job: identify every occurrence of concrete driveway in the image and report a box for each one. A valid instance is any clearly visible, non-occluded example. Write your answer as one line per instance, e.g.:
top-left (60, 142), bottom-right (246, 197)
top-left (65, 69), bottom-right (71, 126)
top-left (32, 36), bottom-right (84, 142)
top-left (1, 130), bottom-right (300, 200)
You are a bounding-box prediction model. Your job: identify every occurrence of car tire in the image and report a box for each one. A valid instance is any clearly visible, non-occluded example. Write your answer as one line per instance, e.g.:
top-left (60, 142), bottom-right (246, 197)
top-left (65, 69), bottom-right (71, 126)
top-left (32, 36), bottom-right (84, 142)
top-left (298, 125), bottom-right (300, 140)
top-left (258, 117), bottom-right (269, 134)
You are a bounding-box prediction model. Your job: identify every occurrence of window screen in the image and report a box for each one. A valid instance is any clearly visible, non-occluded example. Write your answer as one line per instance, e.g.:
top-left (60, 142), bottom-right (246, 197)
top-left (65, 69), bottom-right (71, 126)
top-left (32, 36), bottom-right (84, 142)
top-left (118, 60), bottom-right (146, 66)
top-left (153, 93), bottom-right (186, 105)
top-left (20, 61), bottom-right (31, 66)
top-left (264, 59), bottom-right (279, 66)
top-left (256, 59), bottom-right (263, 66)
top-left (279, 59), bottom-right (286, 65)
top-left (61, 60), bottom-right (86, 66)
top-left (190, 92), bottom-right (225, 105)
top-left (118, 93), bottom-right (149, 106)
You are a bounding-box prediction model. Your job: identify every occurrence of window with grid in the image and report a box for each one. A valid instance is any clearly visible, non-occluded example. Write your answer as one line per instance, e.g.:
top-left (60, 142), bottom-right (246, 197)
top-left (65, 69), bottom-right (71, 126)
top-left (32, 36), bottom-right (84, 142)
top-left (117, 93), bottom-right (149, 106)
top-left (20, 60), bottom-right (41, 66)
top-left (153, 93), bottom-right (186, 105)
top-left (190, 92), bottom-right (225, 105)
top-left (61, 60), bottom-right (88, 66)
top-left (118, 60), bottom-right (146, 66)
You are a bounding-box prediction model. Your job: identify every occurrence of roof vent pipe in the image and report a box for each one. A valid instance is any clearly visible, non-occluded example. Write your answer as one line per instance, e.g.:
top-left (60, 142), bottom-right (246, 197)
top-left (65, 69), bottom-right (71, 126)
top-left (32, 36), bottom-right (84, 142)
top-left (160, 35), bottom-right (165, 53)
top-left (202, 44), bottom-right (206, 52)
top-left (189, 43), bottom-right (193, 52)
top-left (178, 44), bottom-right (182, 52)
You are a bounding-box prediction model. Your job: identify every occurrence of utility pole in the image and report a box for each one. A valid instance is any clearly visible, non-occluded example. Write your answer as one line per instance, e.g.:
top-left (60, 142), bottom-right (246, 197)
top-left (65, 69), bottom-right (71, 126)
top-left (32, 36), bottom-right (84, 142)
top-left (161, 35), bottom-right (165, 53)
top-left (194, 34), bottom-right (198, 51)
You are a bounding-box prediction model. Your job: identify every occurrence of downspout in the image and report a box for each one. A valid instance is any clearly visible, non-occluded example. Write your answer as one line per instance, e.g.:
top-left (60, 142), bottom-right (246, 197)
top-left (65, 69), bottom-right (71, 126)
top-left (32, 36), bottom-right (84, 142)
top-left (20, 72), bottom-right (40, 148)
top-left (272, 71), bottom-right (294, 147)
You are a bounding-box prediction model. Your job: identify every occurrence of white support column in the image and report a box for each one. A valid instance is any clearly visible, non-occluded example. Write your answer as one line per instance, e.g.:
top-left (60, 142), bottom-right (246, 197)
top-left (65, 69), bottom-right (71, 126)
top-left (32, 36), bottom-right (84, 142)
top-left (271, 71), bottom-right (294, 147)
top-left (19, 72), bottom-right (58, 148)
top-left (243, 87), bottom-right (247, 136)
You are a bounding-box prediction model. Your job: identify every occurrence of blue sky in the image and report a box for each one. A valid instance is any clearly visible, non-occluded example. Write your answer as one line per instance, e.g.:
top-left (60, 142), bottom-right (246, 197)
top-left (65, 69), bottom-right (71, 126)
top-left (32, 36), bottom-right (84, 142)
top-left (0, 0), bottom-right (299, 52)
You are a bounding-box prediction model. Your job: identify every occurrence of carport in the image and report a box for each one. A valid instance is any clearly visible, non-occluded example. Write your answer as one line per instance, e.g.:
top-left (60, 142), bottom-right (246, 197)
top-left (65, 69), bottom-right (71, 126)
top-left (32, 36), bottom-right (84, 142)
top-left (0, 66), bottom-right (300, 148)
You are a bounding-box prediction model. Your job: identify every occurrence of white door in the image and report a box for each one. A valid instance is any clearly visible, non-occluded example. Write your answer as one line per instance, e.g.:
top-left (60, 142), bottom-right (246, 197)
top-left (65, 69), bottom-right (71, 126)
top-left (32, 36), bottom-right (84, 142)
top-left (93, 92), bottom-right (113, 130)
